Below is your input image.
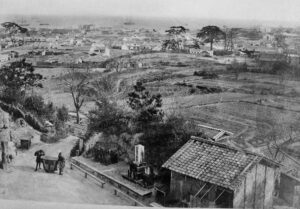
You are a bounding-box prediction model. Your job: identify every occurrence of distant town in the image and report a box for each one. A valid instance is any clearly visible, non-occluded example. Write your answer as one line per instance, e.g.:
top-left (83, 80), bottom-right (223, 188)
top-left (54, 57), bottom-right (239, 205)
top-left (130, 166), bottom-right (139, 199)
top-left (0, 13), bottom-right (300, 209)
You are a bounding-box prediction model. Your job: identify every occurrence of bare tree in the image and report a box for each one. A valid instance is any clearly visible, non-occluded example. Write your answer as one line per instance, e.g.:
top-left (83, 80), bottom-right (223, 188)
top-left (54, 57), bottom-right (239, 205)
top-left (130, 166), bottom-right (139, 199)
top-left (266, 124), bottom-right (296, 163)
top-left (223, 27), bottom-right (240, 51)
top-left (88, 74), bottom-right (115, 101)
top-left (62, 68), bottom-right (91, 124)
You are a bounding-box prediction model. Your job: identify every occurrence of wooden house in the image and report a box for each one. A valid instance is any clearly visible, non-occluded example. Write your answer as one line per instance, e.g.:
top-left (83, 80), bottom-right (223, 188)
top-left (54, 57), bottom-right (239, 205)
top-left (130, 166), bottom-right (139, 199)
top-left (162, 137), bottom-right (280, 208)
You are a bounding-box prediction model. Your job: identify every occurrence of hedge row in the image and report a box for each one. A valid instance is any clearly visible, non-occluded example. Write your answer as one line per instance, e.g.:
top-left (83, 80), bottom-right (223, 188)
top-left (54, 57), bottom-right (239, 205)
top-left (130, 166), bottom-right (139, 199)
top-left (0, 100), bottom-right (48, 133)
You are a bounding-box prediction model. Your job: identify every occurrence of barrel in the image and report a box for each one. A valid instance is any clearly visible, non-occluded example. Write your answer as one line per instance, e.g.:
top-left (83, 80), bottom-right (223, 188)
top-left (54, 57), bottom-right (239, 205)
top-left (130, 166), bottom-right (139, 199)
top-left (42, 156), bottom-right (58, 173)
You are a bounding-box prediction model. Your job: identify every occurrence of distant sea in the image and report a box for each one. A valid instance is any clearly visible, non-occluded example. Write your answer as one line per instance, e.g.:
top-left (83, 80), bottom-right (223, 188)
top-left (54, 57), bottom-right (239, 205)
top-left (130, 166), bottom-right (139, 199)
top-left (0, 14), bottom-right (299, 31)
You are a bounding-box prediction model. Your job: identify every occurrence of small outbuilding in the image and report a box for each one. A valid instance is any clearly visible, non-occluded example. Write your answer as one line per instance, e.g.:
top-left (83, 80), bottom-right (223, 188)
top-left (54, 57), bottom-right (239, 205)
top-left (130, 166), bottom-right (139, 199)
top-left (162, 137), bottom-right (280, 208)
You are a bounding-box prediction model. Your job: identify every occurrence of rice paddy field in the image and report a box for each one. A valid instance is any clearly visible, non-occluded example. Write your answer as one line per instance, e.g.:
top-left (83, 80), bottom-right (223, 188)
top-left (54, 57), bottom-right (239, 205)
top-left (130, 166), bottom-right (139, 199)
top-left (33, 52), bottom-right (300, 155)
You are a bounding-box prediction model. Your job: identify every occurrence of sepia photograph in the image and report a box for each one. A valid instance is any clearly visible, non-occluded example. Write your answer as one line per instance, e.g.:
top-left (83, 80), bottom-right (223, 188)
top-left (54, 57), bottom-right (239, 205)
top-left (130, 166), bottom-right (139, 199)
top-left (0, 0), bottom-right (300, 208)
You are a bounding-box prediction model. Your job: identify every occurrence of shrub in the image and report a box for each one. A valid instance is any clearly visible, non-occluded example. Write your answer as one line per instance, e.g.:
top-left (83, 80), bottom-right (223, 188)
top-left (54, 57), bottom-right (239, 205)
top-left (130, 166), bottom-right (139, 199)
top-left (1, 88), bottom-right (24, 105)
top-left (40, 125), bottom-right (67, 143)
top-left (57, 105), bottom-right (69, 122)
top-left (213, 50), bottom-right (233, 56)
top-left (24, 95), bottom-right (45, 116)
top-left (24, 113), bottom-right (48, 133)
top-left (193, 71), bottom-right (219, 79)
top-left (189, 88), bottom-right (196, 94)
top-left (43, 102), bottom-right (56, 122)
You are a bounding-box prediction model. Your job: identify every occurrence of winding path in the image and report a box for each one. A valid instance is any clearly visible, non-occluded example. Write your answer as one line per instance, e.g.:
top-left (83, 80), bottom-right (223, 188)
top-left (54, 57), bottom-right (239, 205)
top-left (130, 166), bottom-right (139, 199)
top-left (0, 136), bottom-right (130, 206)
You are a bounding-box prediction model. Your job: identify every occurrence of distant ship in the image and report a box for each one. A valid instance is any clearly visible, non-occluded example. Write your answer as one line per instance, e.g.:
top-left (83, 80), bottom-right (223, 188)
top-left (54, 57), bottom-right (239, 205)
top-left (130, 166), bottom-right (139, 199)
top-left (40, 23), bottom-right (49, 26)
top-left (124, 21), bottom-right (135, 26)
top-left (19, 18), bottom-right (30, 27)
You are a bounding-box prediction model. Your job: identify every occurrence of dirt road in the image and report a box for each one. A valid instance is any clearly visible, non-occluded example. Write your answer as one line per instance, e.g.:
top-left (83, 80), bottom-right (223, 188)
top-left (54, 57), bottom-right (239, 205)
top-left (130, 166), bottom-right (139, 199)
top-left (0, 135), bottom-right (130, 205)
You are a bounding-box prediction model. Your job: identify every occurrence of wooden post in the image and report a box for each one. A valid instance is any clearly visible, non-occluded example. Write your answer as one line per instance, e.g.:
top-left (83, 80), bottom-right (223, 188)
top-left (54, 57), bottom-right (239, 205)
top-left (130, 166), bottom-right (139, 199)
top-left (85, 172), bottom-right (87, 178)
top-left (1, 141), bottom-right (7, 170)
top-left (70, 163), bottom-right (73, 169)
top-left (293, 186), bottom-right (300, 208)
top-left (114, 189), bottom-right (117, 195)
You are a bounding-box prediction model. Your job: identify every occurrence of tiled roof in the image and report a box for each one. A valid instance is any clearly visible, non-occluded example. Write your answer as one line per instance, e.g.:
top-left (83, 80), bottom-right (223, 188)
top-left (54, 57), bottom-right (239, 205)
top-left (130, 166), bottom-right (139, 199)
top-left (162, 137), bottom-right (263, 190)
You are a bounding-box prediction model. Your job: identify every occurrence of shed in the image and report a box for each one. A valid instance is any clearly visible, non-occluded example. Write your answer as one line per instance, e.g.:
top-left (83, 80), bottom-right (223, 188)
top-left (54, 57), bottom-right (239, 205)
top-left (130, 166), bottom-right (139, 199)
top-left (162, 137), bottom-right (280, 208)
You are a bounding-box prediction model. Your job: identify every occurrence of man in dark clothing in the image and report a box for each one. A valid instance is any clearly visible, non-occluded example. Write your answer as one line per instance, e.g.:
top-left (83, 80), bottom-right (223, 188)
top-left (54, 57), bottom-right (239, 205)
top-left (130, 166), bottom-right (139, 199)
top-left (34, 150), bottom-right (44, 171)
top-left (57, 152), bottom-right (65, 175)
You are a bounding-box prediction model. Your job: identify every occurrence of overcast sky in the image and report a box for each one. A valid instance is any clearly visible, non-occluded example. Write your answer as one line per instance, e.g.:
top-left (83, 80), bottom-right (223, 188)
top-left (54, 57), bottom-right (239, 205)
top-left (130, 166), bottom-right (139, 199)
top-left (0, 0), bottom-right (300, 23)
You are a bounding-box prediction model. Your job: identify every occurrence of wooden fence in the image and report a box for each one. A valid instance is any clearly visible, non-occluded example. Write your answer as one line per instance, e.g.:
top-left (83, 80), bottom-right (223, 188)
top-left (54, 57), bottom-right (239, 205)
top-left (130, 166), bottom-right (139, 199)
top-left (70, 158), bottom-right (150, 207)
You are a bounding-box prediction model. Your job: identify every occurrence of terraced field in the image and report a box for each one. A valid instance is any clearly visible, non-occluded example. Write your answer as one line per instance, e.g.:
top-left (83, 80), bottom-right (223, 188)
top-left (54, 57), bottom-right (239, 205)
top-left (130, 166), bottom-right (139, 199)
top-left (180, 101), bottom-right (300, 149)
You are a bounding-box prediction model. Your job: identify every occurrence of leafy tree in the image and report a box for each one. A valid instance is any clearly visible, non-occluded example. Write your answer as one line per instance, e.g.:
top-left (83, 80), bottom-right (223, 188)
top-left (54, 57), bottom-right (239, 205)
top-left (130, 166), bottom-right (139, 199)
top-left (140, 112), bottom-right (202, 167)
top-left (127, 83), bottom-right (203, 167)
top-left (162, 26), bottom-right (188, 51)
top-left (1, 22), bottom-right (28, 35)
top-left (127, 82), bottom-right (163, 131)
top-left (274, 33), bottom-right (287, 49)
top-left (197, 26), bottom-right (225, 50)
top-left (23, 95), bottom-right (55, 122)
top-left (62, 68), bottom-right (91, 124)
top-left (0, 59), bottom-right (43, 90)
top-left (165, 26), bottom-right (188, 36)
top-left (1, 22), bottom-right (29, 44)
top-left (24, 95), bottom-right (45, 116)
top-left (0, 59), bottom-right (43, 104)
top-left (43, 102), bottom-right (56, 122)
top-left (1, 88), bottom-right (24, 104)
top-left (88, 96), bottom-right (128, 136)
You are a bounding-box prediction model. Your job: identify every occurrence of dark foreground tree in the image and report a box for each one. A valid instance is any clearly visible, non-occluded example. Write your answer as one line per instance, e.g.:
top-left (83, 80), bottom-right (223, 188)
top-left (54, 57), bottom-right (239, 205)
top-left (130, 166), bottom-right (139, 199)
top-left (88, 96), bottom-right (128, 136)
top-left (140, 112), bottom-right (202, 167)
top-left (0, 59), bottom-right (43, 104)
top-left (197, 26), bottom-right (225, 50)
top-left (127, 82), bottom-right (203, 167)
top-left (127, 81), bottom-right (163, 131)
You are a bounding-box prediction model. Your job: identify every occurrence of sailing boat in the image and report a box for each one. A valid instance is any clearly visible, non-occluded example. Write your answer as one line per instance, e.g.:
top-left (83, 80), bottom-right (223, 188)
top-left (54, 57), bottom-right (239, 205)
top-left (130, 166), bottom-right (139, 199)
top-left (124, 18), bottom-right (135, 26)
top-left (19, 17), bottom-right (30, 27)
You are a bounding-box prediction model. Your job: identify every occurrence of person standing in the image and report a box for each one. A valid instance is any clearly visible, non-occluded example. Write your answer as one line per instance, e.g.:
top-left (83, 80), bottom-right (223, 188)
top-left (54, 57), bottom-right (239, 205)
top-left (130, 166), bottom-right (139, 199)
top-left (34, 150), bottom-right (44, 171)
top-left (57, 152), bottom-right (65, 175)
top-left (0, 112), bottom-right (11, 171)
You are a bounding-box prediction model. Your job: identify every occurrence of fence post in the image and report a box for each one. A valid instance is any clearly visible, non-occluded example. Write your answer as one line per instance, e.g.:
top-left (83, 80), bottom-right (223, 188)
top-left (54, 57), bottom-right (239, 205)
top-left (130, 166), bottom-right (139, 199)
top-left (70, 163), bottom-right (73, 170)
top-left (114, 189), bottom-right (117, 196)
top-left (85, 173), bottom-right (87, 178)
